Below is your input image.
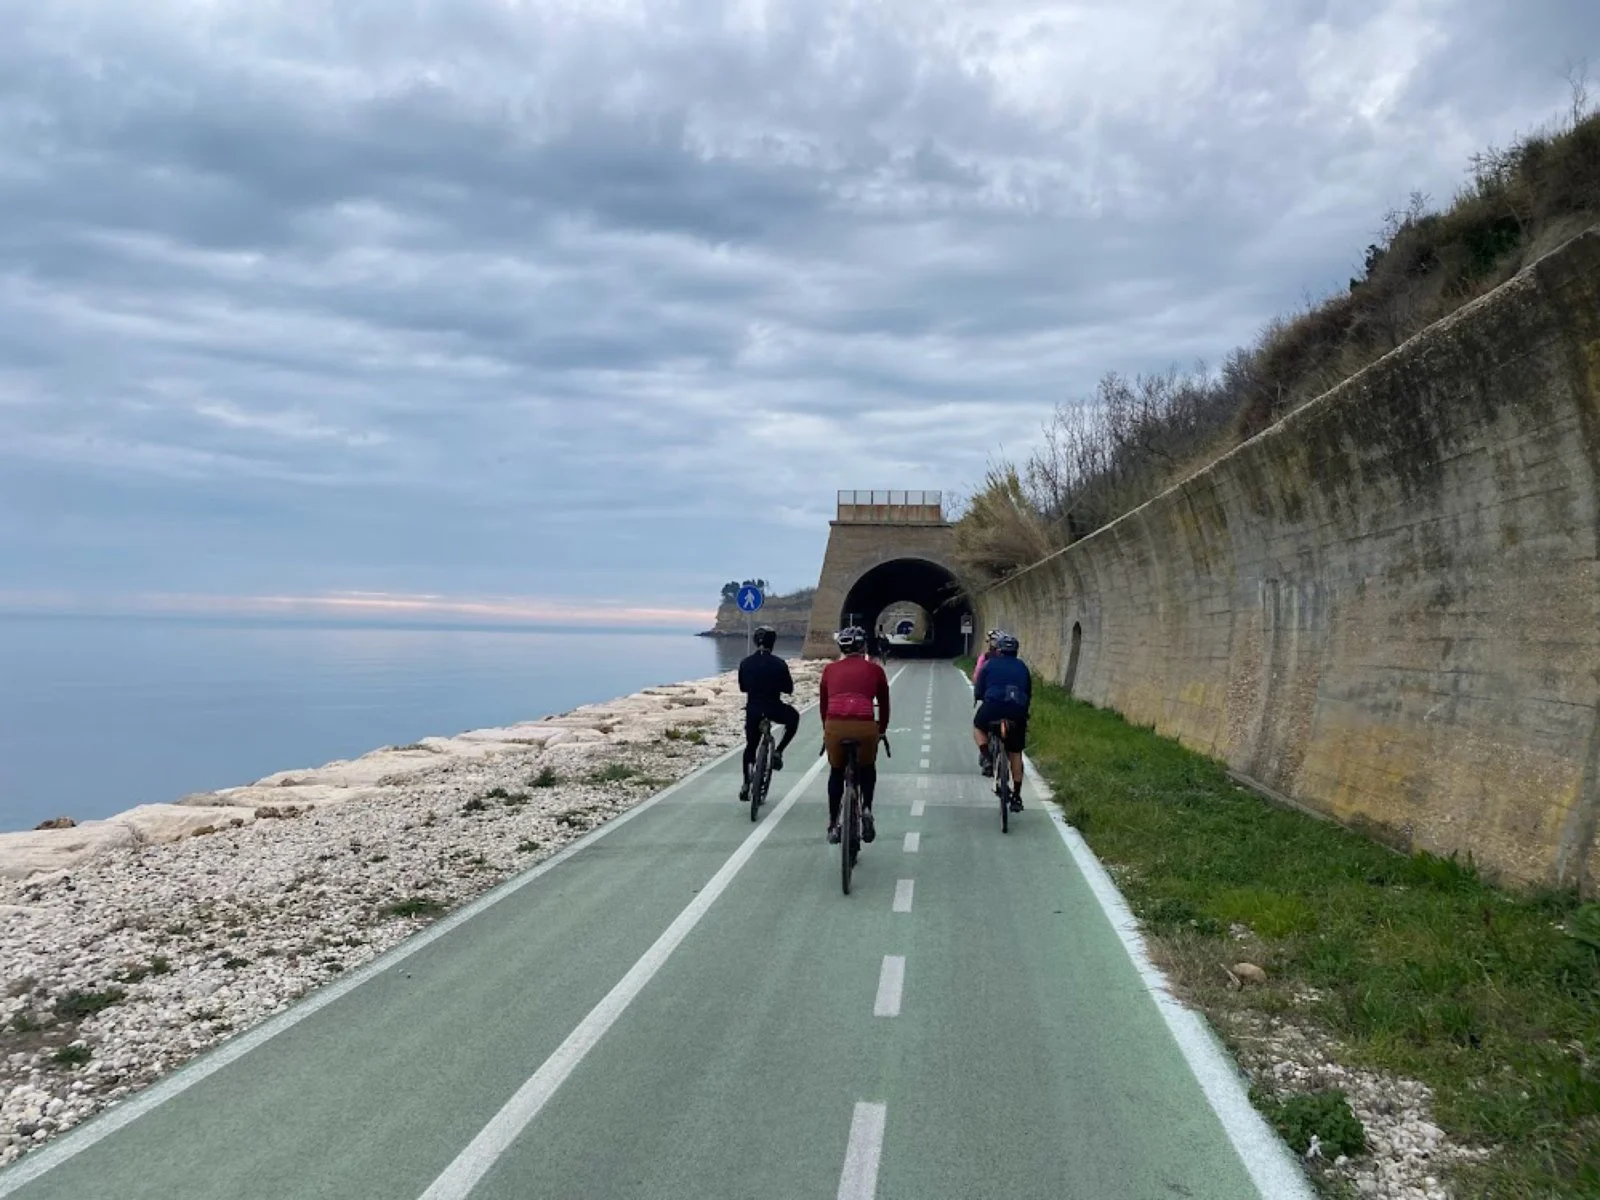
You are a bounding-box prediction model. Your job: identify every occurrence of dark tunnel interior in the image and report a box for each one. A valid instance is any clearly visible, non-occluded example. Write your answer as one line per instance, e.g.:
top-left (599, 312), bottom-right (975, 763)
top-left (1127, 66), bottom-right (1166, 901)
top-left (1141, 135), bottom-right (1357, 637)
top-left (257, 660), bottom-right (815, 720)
top-left (838, 558), bottom-right (973, 658)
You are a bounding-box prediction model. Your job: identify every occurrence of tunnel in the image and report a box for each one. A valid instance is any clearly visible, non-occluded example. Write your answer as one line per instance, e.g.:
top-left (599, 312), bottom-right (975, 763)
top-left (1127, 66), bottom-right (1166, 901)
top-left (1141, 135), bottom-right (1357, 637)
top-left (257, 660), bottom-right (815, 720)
top-left (838, 558), bottom-right (973, 658)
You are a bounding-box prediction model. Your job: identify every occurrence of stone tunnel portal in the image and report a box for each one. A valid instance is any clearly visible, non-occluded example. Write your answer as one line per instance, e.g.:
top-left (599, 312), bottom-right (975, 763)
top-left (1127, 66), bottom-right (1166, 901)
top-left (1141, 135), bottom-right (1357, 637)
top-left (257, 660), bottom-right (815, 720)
top-left (839, 558), bottom-right (972, 658)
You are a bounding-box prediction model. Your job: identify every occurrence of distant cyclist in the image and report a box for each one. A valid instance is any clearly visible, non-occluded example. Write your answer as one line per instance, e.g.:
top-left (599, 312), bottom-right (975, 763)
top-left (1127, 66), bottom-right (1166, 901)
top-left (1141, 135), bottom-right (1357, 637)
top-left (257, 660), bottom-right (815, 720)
top-left (973, 629), bottom-right (1002, 773)
top-left (819, 626), bottom-right (890, 845)
top-left (972, 633), bottom-right (1031, 810)
top-left (974, 628), bottom-right (1000, 678)
top-left (737, 625), bottom-right (800, 803)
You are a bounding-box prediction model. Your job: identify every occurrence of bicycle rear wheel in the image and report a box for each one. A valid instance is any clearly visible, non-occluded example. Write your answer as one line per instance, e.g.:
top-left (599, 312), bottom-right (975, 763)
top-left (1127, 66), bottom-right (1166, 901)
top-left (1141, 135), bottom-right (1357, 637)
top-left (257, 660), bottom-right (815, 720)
top-left (750, 739), bottom-right (769, 822)
top-left (995, 724), bottom-right (1010, 833)
top-left (841, 771), bottom-right (857, 895)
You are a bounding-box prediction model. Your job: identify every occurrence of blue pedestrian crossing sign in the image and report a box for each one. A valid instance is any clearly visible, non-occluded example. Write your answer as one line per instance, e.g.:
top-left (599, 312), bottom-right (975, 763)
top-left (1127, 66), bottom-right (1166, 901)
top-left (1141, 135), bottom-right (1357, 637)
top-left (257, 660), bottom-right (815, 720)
top-left (736, 585), bottom-right (765, 613)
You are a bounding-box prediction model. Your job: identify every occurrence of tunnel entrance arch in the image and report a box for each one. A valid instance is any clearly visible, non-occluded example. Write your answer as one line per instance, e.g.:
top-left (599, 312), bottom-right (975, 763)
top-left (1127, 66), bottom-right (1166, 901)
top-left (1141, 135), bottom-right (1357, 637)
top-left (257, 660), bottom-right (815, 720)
top-left (839, 557), bottom-right (971, 658)
top-left (802, 490), bottom-right (968, 659)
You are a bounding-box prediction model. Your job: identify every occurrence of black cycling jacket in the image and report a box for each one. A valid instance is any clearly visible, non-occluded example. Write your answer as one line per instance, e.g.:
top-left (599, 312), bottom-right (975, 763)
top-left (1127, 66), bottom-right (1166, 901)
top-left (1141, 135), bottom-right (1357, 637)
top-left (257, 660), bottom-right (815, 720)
top-left (738, 650), bottom-right (795, 716)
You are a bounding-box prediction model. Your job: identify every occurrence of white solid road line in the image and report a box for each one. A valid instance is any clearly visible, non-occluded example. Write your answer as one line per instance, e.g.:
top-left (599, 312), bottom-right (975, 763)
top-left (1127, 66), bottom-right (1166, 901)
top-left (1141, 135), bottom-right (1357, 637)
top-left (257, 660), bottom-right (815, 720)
top-left (892, 879), bottom-right (915, 913)
top-left (1024, 761), bottom-right (1316, 1200)
top-left (874, 956), bottom-right (905, 1017)
top-left (903, 831), bottom-right (920, 853)
top-left (415, 755), bottom-right (829, 1200)
top-left (836, 1103), bottom-right (887, 1200)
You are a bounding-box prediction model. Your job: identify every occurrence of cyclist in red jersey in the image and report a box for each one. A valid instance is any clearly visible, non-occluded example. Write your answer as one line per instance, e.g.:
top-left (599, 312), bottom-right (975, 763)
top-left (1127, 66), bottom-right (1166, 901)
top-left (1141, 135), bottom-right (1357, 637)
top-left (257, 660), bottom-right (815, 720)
top-left (818, 626), bottom-right (890, 845)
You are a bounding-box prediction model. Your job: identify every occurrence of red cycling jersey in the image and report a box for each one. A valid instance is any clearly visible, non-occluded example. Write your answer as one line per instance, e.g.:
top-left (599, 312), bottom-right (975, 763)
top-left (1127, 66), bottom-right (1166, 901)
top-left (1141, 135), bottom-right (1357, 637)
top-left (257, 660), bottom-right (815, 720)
top-left (820, 655), bottom-right (891, 730)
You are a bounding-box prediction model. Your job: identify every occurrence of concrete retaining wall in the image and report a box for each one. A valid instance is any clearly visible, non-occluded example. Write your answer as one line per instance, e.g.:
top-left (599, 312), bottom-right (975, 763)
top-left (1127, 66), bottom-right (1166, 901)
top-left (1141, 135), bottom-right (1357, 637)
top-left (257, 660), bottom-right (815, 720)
top-left (981, 228), bottom-right (1600, 891)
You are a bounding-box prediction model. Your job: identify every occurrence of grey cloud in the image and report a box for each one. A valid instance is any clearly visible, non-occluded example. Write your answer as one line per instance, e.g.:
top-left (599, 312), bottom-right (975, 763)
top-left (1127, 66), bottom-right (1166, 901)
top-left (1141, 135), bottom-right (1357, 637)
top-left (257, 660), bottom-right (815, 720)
top-left (1, 0), bottom-right (1596, 605)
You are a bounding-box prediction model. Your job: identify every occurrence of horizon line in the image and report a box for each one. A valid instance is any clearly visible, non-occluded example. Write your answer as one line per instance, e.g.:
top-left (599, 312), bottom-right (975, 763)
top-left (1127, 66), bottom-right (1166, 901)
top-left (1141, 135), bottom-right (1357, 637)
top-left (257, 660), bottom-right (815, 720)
top-left (0, 590), bottom-right (718, 629)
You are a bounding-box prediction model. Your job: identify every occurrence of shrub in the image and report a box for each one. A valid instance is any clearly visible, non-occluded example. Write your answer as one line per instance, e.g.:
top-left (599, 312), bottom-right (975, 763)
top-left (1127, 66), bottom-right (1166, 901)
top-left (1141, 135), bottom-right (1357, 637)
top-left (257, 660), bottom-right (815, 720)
top-left (383, 897), bottom-right (446, 920)
top-left (1253, 1089), bottom-right (1368, 1158)
top-left (53, 989), bottom-right (126, 1021)
top-left (51, 1045), bottom-right (92, 1068)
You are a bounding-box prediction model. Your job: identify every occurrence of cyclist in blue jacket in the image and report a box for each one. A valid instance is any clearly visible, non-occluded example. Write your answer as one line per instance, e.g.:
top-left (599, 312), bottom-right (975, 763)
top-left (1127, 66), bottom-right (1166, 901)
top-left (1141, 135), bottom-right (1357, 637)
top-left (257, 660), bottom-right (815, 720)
top-left (972, 633), bottom-right (1031, 811)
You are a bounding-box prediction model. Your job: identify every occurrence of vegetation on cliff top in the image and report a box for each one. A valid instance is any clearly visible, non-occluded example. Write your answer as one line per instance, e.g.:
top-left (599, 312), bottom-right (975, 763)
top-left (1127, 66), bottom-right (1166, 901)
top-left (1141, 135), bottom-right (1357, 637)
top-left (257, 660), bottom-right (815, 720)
top-left (955, 87), bottom-right (1600, 583)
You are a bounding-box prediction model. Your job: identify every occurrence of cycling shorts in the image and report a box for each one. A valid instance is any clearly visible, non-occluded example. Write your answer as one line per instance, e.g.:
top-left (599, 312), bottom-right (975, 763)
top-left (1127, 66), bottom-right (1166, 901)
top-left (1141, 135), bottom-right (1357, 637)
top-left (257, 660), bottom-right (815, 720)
top-left (823, 719), bottom-right (881, 769)
top-left (974, 701), bottom-right (1028, 752)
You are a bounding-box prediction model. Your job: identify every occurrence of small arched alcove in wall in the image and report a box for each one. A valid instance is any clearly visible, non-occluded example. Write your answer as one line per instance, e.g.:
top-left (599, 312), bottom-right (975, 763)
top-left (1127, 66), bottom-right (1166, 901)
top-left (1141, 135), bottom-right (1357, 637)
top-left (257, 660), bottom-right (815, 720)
top-left (839, 558), bottom-right (972, 657)
top-left (1064, 621), bottom-right (1083, 694)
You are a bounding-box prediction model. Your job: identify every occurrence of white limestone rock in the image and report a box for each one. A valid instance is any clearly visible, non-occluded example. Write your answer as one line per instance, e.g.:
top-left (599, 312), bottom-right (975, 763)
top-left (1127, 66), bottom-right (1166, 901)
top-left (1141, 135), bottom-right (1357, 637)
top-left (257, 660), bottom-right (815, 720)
top-left (0, 822), bottom-right (139, 882)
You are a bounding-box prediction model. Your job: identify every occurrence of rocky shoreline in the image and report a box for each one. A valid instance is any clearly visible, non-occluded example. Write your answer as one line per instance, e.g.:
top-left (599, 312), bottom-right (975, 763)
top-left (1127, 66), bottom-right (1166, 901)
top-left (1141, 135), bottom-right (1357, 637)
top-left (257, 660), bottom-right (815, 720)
top-left (0, 661), bottom-right (824, 1168)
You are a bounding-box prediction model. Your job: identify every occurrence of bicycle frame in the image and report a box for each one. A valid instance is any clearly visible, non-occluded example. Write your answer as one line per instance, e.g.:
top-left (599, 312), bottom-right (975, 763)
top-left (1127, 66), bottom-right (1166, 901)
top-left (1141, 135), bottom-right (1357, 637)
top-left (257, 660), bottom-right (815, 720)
top-left (749, 716), bottom-right (774, 820)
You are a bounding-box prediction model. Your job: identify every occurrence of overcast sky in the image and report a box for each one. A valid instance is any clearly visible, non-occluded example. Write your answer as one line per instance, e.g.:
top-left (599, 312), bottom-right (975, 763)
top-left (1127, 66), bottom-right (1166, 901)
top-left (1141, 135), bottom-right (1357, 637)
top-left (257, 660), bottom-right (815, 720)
top-left (1, 0), bottom-right (1594, 626)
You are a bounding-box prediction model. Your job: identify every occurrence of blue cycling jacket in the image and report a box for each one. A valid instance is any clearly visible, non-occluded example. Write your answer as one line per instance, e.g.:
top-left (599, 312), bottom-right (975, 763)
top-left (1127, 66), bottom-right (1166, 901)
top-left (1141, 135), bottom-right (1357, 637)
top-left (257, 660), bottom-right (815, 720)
top-left (974, 655), bottom-right (1032, 711)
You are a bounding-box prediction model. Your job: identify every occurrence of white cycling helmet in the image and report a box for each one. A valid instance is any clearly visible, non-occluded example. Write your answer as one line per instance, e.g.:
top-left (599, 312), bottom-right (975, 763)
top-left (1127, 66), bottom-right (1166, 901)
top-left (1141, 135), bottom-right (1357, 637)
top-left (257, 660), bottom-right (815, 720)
top-left (835, 626), bottom-right (867, 653)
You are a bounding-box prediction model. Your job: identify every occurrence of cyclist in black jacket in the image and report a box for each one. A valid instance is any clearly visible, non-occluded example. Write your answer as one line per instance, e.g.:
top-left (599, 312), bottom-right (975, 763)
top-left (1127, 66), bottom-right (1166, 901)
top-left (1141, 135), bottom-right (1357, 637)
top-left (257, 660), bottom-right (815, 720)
top-left (737, 626), bottom-right (800, 802)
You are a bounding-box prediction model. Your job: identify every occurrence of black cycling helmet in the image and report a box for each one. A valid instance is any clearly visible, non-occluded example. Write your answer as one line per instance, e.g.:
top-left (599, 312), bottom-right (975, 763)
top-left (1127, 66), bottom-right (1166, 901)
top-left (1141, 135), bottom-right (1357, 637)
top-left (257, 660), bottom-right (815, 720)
top-left (752, 625), bottom-right (777, 650)
top-left (985, 628), bottom-right (1001, 648)
top-left (835, 626), bottom-right (867, 654)
top-left (996, 633), bottom-right (1020, 656)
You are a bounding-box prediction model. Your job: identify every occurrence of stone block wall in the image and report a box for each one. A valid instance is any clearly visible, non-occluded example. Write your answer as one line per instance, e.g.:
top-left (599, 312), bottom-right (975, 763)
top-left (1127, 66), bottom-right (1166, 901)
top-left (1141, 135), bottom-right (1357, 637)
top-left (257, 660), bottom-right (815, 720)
top-left (981, 228), bottom-right (1600, 891)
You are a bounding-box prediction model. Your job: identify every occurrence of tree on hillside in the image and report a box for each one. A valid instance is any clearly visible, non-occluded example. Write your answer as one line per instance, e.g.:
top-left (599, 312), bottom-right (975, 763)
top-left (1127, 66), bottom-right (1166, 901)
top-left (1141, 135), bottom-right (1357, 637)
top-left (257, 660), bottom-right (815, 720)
top-left (722, 578), bottom-right (773, 602)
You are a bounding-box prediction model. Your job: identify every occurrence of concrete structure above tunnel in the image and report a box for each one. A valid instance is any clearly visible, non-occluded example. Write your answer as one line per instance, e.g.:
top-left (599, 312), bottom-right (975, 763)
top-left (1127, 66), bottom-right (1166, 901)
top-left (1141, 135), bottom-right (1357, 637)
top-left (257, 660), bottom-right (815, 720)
top-left (802, 491), bottom-right (973, 659)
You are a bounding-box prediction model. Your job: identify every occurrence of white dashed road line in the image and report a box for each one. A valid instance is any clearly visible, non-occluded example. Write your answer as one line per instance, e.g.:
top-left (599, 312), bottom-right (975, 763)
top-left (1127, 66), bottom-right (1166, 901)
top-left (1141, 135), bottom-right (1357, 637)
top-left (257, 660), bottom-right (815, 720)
top-left (874, 956), bottom-right (905, 1016)
top-left (892, 880), bottom-right (914, 913)
top-left (910, 796), bottom-right (925, 815)
top-left (836, 1103), bottom-right (887, 1200)
top-left (903, 831), bottom-right (920, 853)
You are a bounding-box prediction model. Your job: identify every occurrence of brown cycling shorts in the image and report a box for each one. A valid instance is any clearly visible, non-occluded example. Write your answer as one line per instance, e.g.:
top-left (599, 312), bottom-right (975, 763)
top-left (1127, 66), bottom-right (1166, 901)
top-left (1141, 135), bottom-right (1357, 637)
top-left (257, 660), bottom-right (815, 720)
top-left (823, 719), bottom-right (882, 769)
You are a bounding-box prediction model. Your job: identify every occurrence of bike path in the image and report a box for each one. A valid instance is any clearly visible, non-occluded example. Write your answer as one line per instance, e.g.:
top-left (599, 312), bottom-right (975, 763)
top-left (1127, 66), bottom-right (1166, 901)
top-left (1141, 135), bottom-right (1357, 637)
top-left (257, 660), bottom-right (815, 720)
top-left (1, 660), bottom-right (1302, 1199)
top-left (396, 661), bottom-right (1276, 1199)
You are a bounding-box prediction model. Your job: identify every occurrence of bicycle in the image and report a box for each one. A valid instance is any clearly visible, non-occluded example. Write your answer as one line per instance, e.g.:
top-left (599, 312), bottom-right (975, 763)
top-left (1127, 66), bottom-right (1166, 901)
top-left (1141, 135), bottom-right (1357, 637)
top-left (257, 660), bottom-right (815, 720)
top-left (828, 733), bottom-right (891, 895)
top-left (747, 716), bottom-right (775, 822)
top-left (988, 720), bottom-right (1014, 833)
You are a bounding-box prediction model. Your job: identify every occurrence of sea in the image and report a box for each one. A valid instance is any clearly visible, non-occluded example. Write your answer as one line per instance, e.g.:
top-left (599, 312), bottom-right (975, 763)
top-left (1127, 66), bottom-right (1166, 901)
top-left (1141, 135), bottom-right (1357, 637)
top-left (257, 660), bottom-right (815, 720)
top-left (0, 615), bottom-right (797, 833)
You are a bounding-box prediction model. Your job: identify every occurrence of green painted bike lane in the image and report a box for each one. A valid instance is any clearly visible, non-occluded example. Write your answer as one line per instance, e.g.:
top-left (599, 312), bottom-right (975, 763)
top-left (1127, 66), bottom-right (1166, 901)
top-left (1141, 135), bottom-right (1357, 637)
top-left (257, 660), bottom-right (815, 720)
top-left (456, 661), bottom-right (1283, 1199)
top-left (2, 660), bottom-right (1306, 1200)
